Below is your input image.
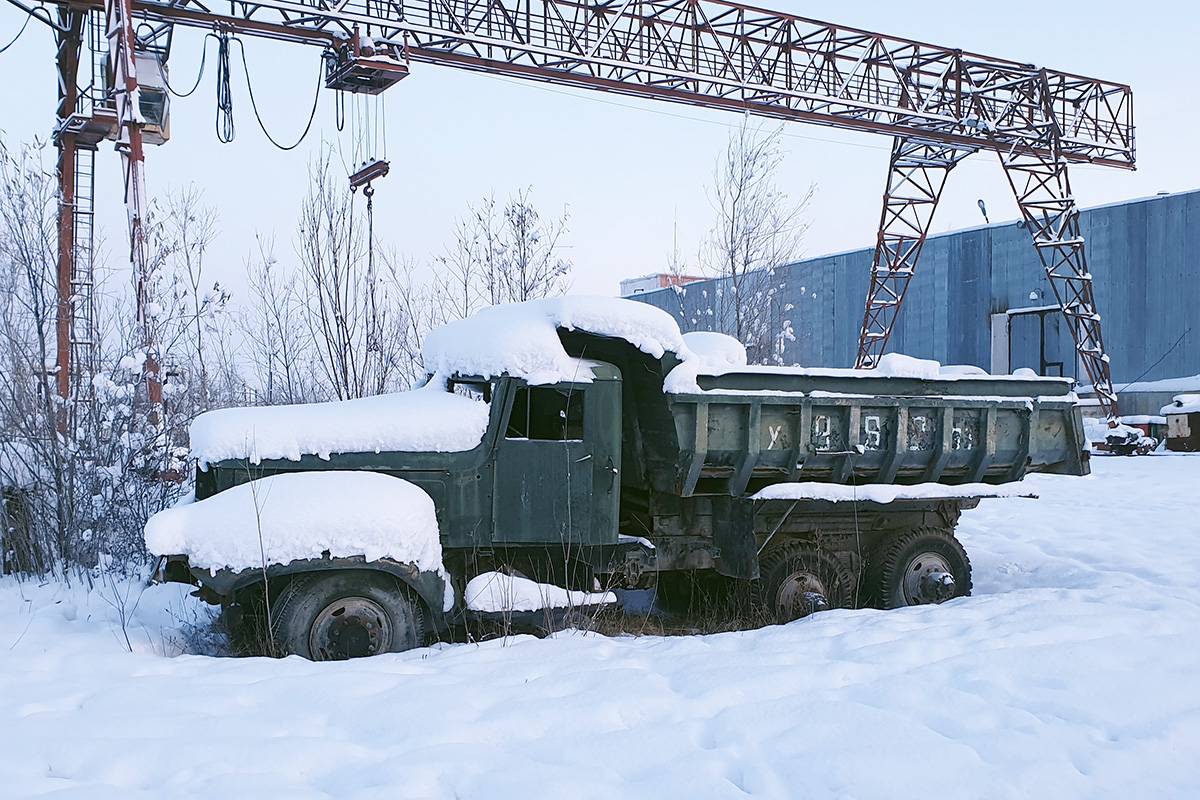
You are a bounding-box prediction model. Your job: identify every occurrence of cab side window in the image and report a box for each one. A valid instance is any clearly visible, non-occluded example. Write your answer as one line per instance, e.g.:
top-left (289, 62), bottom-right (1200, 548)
top-left (506, 387), bottom-right (584, 441)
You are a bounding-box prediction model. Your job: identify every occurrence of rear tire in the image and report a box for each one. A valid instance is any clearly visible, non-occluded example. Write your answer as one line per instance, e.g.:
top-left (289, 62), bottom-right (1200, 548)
top-left (271, 572), bottom-right (425, 660)
top-left (757, 543), bottom-right (853, 623)
top-left (870, 529), bottom-right (971, 609)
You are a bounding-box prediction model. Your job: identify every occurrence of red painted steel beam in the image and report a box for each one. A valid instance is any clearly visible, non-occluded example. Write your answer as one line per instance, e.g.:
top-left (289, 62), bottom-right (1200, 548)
top-left (43, 0), bottom-right (1132, 169)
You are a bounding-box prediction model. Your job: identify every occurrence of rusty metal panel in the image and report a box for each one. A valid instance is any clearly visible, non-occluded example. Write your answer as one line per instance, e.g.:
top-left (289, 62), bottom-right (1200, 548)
top-left (1165, 413), bottom-right (1200, 452)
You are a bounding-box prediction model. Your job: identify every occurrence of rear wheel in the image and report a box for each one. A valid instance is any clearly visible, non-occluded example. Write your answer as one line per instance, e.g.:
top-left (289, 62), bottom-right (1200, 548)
top-left (271, 572), bottom-right (425, 660)
top-left (758, 543), bottom-right (852, 623)
top-left (870, 529), bottom-right (971, 609)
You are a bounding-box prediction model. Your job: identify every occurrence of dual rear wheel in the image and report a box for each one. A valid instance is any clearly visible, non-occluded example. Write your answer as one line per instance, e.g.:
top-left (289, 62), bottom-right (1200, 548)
top-left (758, 528), bottom-right (971, 622)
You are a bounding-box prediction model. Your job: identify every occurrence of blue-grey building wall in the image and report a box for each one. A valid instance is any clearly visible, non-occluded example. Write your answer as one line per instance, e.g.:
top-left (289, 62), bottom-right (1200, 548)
top-left (633, 189), bottom-right (1200, 384)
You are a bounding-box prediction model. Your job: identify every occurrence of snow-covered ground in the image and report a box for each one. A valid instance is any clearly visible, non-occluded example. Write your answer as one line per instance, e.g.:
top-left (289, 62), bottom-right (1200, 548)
top-left (3, 456), bottom-right (1199, 798)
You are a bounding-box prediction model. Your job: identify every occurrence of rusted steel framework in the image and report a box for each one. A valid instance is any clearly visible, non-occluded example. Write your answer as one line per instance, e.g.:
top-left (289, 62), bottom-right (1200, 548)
top-left (53, 7), bottom-right (85, 409)
top-left (23, 0), bottom-right (1134, 415)
top-left (995, 71), bottom-right (1119, 415)
top-left (51, 0), bottom-right (1134, 166)
top-left (106, 0), bottom-right (162, 408)
top-left (856, 138), bottom-right (973, 368)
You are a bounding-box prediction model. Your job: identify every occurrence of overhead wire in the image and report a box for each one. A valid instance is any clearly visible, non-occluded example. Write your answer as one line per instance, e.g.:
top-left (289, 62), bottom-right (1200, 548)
top-left (1115, 327), bottom-right (1193, 392)
top-left (0, 12), bottom-right (31, 53)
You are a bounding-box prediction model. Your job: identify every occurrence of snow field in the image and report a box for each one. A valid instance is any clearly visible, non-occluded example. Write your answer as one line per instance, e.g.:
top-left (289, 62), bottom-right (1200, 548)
top-left (2, 455), bottom-right (1200, 798)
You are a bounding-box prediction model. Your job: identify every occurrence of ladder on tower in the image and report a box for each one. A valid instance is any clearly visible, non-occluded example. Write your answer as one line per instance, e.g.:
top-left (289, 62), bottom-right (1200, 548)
top-left (69, 145), bottom-right (97, 395)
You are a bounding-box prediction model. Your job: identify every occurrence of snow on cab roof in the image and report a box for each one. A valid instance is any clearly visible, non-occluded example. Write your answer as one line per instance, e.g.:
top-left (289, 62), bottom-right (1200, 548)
top-left (422, 296), bottom-right (693, 385)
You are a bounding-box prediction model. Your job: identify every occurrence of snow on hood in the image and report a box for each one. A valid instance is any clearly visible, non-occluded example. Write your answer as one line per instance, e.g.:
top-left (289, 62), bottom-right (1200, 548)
top-left (189, 378), bottom-right (490, 467)
top-left (422, 296), bottom-right (693, 385)
top-left (144, 471), bottom-right (444, 577)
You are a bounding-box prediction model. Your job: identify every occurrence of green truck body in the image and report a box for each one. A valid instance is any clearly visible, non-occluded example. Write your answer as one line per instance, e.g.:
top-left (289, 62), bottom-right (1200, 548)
top-left (160, 319), bottom-right (1088, 659)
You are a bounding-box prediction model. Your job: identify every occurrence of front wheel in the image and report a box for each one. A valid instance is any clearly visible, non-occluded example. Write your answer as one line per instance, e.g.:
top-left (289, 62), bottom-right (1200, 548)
top-left (271, 572), bottom-right (425, 660)
top-left (870, 529), bottom-right (972, 609)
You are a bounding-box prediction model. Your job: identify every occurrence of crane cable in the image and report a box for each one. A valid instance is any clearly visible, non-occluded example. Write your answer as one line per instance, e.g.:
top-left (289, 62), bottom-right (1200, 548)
top-left (210, 31), bottom-right (323, 150)
top-left (235, 35), bottom-right (322, 151)
top-left (215, 31), bottom-right (235, 143)
top-left (164, 32), bottom-right (213, 98)
top-left (362, 181), bottom-right (379, 353)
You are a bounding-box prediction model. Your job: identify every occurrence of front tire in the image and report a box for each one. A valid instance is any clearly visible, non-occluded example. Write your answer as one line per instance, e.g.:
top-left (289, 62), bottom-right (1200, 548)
top-left (870, 529), bottom-right (972, 609)
top-left (271, 572), bottom-right (425, 660)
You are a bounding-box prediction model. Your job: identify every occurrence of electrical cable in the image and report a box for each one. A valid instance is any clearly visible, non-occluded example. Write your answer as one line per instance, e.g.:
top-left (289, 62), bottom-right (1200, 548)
top-left (1115, 327), bottom-right (1193, 392)
top-left (235, 36), bottom-right (322, 151)
top-left (164, 32), bottom-right (212, 98)
top-left (0, 12), bottom-right (31, 54)
top-left (215, 31), bottom-right (235, 143)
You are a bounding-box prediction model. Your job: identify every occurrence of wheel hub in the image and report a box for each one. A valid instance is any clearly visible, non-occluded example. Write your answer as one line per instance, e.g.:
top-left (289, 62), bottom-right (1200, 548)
top-left (902, 553), bottom-right (957, 605)
top-left (310, 597), bottom-right (392, 660)
top-left (776, 572), bottom-right (830, 619)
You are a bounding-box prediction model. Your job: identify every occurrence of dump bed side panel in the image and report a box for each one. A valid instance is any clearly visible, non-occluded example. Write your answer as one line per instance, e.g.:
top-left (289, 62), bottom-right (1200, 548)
top-left (669, 393), bottom-right (1086, 497)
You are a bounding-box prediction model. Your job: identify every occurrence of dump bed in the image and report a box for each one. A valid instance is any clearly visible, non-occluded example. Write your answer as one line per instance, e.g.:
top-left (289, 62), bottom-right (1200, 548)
top-left (667, 368), bottom-right (1087, 497)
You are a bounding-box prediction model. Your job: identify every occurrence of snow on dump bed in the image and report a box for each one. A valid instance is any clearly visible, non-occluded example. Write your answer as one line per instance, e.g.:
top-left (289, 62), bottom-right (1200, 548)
top-left (464, 572), bottom-right (616, 613)
top-left (420, 296), bottom-right (1063, 396)
top-left (144, 471), bottom-right (444, 580)
top-left (189, 378), bottom-right (490, 467)
top-left (752, 481), bottom-right (1037, 503)
top-left (423, 296), bottom-right (692, 385)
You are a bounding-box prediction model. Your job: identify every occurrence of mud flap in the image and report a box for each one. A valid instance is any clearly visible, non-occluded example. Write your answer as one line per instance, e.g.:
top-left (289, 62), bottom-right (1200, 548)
top-left (711, 497), bottom-right (759, 580)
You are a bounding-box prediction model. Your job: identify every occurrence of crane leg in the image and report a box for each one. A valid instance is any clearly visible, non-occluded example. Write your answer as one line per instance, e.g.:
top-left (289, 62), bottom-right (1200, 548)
top-left (998, 142), bottom-right (1118, 418)
top-left (856, 137), bottom-right (974, 368)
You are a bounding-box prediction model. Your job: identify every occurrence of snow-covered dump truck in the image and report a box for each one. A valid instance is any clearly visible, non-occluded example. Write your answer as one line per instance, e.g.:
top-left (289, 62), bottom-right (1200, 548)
top-left (147, 297), bottom-right (1088, 659)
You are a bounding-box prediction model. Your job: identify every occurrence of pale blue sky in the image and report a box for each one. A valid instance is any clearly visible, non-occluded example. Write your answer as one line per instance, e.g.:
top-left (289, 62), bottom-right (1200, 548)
top-left (1, 0), bottom-right (1197, 298)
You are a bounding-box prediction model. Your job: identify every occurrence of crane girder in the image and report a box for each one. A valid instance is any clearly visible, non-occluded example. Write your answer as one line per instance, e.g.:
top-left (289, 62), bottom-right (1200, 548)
top-left (52, 0), bottom-right (1133, 169)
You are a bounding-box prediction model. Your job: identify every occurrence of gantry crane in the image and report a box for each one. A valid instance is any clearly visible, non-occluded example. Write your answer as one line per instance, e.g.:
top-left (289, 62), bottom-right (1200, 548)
top-left (12, 0), bottom-right (1135, 418)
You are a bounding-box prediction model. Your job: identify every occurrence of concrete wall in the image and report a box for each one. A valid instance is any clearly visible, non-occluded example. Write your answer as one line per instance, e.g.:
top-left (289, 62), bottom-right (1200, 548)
top-left (633, 189), bottom-right (1200, 385)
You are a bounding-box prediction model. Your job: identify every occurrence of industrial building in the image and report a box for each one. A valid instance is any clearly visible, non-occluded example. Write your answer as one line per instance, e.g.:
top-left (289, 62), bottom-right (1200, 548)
top-left (629, 188), bottom-right (1199, 414)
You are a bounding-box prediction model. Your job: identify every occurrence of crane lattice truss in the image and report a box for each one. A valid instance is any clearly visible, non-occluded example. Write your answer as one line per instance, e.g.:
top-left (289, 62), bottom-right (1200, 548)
top-left (40, 0), bottom-right (1134, 415)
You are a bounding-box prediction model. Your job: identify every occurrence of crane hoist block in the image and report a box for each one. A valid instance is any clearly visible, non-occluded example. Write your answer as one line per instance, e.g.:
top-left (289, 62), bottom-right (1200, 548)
top-left (324, 41), bottom-right (410, 95)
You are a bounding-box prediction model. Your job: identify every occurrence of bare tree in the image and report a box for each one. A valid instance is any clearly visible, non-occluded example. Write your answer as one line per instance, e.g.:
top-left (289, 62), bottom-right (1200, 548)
top-left (433, 188), bottom-right (572, 322)
top-left (0, 137), bottom-right (71, 571)
top-left (501, 189), bottom-right (572, 302)
top-left (156, 186), bottom-right (226, 412)
top-left (701, 118), bottom-right (813, 363)
top-left (244, 236), bottom-right (317, 405)
top-left (434, 193), bottom-right (505, 321)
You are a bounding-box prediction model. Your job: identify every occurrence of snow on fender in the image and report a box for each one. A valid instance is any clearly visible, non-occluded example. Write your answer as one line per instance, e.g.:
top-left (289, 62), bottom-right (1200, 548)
top-left (144, 471), bottom-right (447, 595)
